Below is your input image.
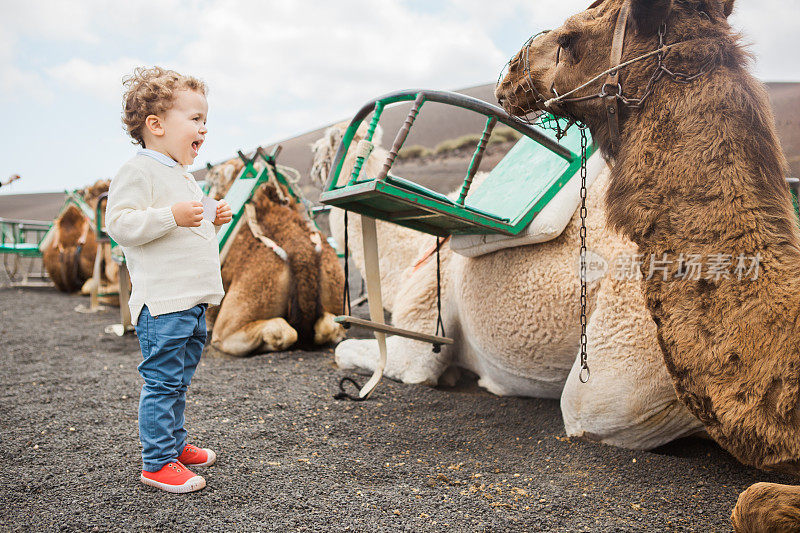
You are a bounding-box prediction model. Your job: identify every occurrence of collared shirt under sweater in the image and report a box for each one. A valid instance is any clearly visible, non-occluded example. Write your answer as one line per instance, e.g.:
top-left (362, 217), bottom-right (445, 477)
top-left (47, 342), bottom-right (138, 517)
top-left (105, 150), bottom-right (224, 325)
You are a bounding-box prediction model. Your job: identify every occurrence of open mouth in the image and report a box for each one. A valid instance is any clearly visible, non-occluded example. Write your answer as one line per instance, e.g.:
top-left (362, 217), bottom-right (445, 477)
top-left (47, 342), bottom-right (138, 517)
top-left (191, 140), bottom-right (203, 155)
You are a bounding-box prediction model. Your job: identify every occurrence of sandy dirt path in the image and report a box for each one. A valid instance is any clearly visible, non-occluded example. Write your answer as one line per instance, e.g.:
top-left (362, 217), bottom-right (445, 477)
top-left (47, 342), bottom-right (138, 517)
top-left (0, 276), bottom-right (794, 531)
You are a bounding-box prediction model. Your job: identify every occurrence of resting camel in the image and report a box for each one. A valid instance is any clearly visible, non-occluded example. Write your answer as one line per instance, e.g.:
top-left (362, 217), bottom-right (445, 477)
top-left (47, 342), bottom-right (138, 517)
top-left (311, 122), bottom-right (703, 450)
top-left (207, 179), bottom-right (346, 356)
top-left (494, 0), bottom-right (800, 529)
top-left (43, 180), bottom-right (118, 294)
top-left (204, 157), bottom-right (245, 200)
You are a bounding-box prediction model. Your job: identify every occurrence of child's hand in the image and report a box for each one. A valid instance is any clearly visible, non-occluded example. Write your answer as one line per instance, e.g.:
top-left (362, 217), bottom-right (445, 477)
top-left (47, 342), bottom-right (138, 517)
top-left (172, 201), bottom-right (203, 227)
top-left (214, 200), bottom-right (233, 225)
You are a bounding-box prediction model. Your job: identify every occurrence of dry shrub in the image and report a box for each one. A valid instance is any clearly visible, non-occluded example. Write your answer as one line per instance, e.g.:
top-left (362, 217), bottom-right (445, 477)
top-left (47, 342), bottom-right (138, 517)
top-left (434, 134), bottom-right (481, 155)
top-left (397, 145), bottom-right (431, 160)
top-left (432, 127), bottom-right (522, 156)
top-left (489, 126), bottom-right (522, 144)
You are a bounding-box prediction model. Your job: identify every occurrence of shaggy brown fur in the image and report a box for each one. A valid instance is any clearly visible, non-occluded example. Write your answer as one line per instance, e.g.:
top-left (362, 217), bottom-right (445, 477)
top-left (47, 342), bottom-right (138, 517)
top-left (43, 204), bottom-right (97, 292)
top-left (209, 182), bottom-right (344, 354)
top-left (43, 180), bottom-right (112, 293)
top-left (497, 0), bottom-right (800, 528)
top-left (732, 483), bottom-right (800, 533)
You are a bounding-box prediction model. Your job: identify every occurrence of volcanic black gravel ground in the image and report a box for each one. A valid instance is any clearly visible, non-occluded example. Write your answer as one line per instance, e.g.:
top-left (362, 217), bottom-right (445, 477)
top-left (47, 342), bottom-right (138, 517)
top-left (1, 275), bottom-right (795, 532)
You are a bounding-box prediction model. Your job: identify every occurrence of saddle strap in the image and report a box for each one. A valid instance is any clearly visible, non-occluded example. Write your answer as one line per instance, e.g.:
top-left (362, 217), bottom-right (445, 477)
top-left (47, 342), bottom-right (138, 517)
top-left (245, 203), bottom-right (288, 262)
top-left (357, 215), bottom-right (388, 399)
top-left (606, 0), bottom-right (630, 152)
top-left (411, 236), bottom-right (451, 274)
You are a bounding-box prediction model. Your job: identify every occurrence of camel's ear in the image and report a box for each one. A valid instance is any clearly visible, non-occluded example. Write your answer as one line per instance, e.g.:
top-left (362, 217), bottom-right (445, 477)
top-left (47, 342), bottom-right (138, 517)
top-left (630, 0), bottom-right (672, 35)
top-left (697, 0), bottom-right (732, 20)
top-left (722, 0), bottom-right (734, 17)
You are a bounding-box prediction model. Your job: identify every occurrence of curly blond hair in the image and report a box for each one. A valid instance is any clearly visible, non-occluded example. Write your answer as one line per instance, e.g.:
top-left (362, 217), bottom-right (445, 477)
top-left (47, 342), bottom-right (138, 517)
top-left (121, 66), bottom-right (207, 147)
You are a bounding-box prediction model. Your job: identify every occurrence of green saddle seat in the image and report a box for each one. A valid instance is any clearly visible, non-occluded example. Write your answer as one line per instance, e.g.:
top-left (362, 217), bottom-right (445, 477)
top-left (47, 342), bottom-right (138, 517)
top-left (318, 90), bottom-right (594, 238)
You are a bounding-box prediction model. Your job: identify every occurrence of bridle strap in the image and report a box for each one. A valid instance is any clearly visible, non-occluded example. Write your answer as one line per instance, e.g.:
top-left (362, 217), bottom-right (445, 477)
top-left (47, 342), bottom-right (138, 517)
top-left (606, 1), bottom-right (630, 152)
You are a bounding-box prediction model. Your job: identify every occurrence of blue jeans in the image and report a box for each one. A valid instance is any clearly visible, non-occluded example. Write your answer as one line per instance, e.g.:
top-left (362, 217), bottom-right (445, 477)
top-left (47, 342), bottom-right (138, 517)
top-left (135, 304), bottom-right (207, 472)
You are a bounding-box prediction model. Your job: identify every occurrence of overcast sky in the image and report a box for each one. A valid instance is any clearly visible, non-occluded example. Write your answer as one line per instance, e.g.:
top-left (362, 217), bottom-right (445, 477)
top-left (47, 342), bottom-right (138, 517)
top-left (1, 0), bottom-right (798, 196)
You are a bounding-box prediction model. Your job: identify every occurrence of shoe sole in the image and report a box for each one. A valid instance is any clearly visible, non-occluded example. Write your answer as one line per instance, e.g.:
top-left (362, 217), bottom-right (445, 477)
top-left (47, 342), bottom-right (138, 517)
top-left (140, 474), bottom-right (206, 493)
top-left (183, 449), bottom-right (216, 467)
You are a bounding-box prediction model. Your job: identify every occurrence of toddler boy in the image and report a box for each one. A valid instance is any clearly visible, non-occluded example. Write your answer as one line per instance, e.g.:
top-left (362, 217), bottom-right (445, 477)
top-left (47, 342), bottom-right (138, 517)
top-left (106, 66), bottom-right (232, 493)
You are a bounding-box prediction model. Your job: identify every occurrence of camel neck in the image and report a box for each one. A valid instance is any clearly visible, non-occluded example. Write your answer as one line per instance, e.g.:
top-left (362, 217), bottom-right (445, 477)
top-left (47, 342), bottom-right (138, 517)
top-left (605, 68), bottom-right (798, 260)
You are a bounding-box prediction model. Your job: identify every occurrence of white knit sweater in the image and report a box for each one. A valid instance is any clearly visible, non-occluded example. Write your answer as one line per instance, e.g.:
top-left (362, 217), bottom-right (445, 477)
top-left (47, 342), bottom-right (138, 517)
top-left (106, 152), bottom-right (224, 325)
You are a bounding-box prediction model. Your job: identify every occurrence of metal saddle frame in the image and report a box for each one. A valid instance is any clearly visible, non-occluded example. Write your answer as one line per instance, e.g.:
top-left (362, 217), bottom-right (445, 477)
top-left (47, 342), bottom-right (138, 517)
top-left (0, 216), bottom-right (51, 286)
top-left (319, 89), bottom-right (596, 399)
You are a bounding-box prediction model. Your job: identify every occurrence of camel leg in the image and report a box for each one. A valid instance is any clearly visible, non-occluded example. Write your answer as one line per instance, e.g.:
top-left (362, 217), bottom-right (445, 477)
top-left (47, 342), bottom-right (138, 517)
top-left (81, 277), bottom-right (97, 296)
top-left (103, 244), bottom-right (118, 284)
top-left (731, 483), bottom-right (800, 533)
top-left (205, 305), bottom-right (219, 332)
top-left (314, 241), bottom-right (346, 345)
top-left (335, 335), bottom-right (450, 386)
top-left (260, 318), bottom-right (298, 351)
top-left (213, 318), bottom-right (298, 357)
top-left (211, 267), bottom-right (295, 357)
top-left (318, 240), bottom-right (344, 315)
top-left (335, 240), bottom-right (455, 387)
top-left (314, 312), bottom-right (345, 345)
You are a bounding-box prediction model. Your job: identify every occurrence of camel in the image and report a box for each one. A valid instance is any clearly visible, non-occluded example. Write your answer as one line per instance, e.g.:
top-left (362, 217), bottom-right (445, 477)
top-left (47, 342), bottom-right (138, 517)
top-left (204, 157), bottom-right (245, 200)
top-left (43, 179), bottom-right (118, 294)
top-left (311, 122), bottom-right (703, 449)
top-left (206, 179), bottom-right (346, 356)
top-left (494, 0), bottom-right (800, 529)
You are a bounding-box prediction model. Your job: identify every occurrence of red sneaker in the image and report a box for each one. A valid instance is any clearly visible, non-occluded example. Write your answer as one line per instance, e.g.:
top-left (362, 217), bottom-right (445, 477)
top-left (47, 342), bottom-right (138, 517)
top-left (178, 444), bottom-right (217, 467)
top-left (140, 462), bottom-right (205, 493)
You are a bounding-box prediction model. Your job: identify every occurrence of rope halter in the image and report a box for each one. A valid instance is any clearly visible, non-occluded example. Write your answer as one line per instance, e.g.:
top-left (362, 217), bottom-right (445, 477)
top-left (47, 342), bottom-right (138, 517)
top-left (498, 1), bottom-right (714, 148)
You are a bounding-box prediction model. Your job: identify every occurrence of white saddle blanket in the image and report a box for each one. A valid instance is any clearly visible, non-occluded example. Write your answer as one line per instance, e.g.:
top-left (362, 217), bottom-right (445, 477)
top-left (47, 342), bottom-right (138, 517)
top-left (450, 152), bottom-right (607, 258)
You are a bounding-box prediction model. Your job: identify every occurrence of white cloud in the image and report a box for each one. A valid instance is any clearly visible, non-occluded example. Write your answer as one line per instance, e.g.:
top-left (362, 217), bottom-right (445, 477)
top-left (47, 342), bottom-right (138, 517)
top-left (0, 0), bottom-right (798, 195)
top-left (447, 0), bottom-right (593, 29)
top-left (0, 63), bottom-right (53, 104)
top-left (182, 0), bottom-right (506, 96)
top-left (728, 0), bottom-right (800, 81)
top-left (0, 1), bottom-right (100, 43)
top-left (46, 57), bottom-right (144, 102)
top-left (136, 0), bottom-right (514, 148)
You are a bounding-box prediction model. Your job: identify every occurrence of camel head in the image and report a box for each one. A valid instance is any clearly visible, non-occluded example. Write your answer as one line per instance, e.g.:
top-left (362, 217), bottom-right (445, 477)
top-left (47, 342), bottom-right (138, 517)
top-left (206, 158), bottom-right (245, 200)
top-left (79, 179), bottom-right (111, 209)
top-left (54, 205), bottom-right (91, 250)
top-left (42, 203), bottom-right (97, 292)
top-left (310, 122), bottom-right (384, 188)
top-left (496, 0), bottom-right (738, 156)
top-left (310, 122), bottom-right (346, 188)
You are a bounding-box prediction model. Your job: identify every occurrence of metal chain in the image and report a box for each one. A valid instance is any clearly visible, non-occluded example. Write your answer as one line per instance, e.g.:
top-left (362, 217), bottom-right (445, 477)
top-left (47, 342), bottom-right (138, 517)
top-left (341, 210), bottom-right (351, 317)
top-left (579, 126), bottom-right (590, 383)
top-left (433, 237), bottom-right (445, 354)
top-left (618, 23), bottom-right (713, 109)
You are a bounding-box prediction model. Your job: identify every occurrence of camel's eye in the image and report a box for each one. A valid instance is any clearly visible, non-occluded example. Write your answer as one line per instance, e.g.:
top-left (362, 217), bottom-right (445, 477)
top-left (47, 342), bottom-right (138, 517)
top-left (557, 34), bottom-right (573, 49)
top-left (557, 33), bottom-right (581, 63)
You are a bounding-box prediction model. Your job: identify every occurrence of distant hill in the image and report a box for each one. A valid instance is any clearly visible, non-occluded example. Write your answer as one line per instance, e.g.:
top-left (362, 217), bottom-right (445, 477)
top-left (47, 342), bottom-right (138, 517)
top-left (2, 82), bottom-right (798, 222)
top-left (768, 82), bottom-right (800, 178)
top-left (191, 84), bottom-right (500, 184)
